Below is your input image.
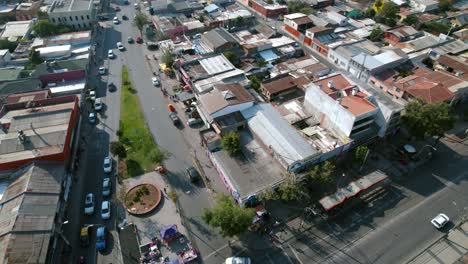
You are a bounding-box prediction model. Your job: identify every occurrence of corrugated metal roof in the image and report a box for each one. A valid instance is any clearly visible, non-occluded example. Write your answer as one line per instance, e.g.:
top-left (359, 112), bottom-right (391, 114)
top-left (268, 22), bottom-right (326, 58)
top-left (204, 3), bottom-right (219, 13)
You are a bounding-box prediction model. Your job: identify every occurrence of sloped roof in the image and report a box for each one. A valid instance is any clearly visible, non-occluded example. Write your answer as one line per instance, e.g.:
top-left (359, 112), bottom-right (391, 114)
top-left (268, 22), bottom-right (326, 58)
top-left (404, 81), bottom-right (454, 103)
top-left (199, 83), bottom-right (254, 115)
top-left (202, 28), bottom-right (237, 50)
top-left (31, 58), bottom-right (88, 77)
top-left (437, 55), bottom-right (468, 75)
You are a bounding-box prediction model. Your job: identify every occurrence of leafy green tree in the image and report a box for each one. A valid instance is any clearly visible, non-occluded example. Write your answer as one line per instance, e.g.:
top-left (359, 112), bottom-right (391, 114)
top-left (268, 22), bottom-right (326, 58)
top-left (276, 178), bottom-right (308, 201)
top-left (352, 145), bottom-right (369, 164)
top-left (422, 57), bottom-right (434, 69)
top-left (162, 49), bottom-right (174, 68)
top-left (36, 10), bottom-right (48, 19)
top-left (364, 8), bottom-right (376, 18)
top-left (288, 0), bottom-right (308, 13)
top-left (423, 21), bottom-right (451, 34)
top-left (32, 20), bottom-right (58, 37)
top-left (385, 17), bottom-right (397, 27)
top-left (202, 194), bottom-right (255, 237)
top-left (29, 49), bottom-right (43, 65)
top-left (234, 16), bottom-right (245, 27)
top-left (379, 1), bottom-right (399, 19)
top-left (133, 13), bottom-right (148, 36)
top-left (256, 59), bottom-right (267, 67)
top-left (0, 39), bottom-right (18, 52)
top-left (221, 131), bottom-right (241, 156)
top-left (110, 141), bottom-right (127, 159)
top-left (402, 99), bottom-right (456, 142)
top-left (299, 6), bottom-right (314, 15)
top-left (403, 14), bottom-right (419, 26)
top-left (369, 27), bottom-right (384, 41)
top-left (223, 51), bottom-right (238, 66)
top-left (198, 15), bottom-right (205, 23)
top-left (266, 0), bottom-right (273, 3)
top-left (249, 75), bottom-right (261, 91)
top-left (57, 24), bottom-right (72, 34)
top-left (439, 0), bottom-right (453, 12)
top-left (307, 160), bottom-right (335, 186)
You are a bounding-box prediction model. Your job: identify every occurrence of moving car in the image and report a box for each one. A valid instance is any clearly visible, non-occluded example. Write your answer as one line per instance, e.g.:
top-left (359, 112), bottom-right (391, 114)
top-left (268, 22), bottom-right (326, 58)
top-left (113, 16), bottom-right (119, 24)
top-left (169, 112), bottom-right (180, 126)
top-left (94, 98), bottom-right (103, 111)
top-left (117, 42), bottom-right (125, 51)
top-left (88, 112), bottom-right (96, 124)
top-left (108, 49), bottom-right (115, 59)
top-left (101, 201), bottom-right (111, 220)
top-left (98, 66), bottom-right (106, 75)
top-left (431, 213), bottom-right (449, 229)
top-left (96, 226), bottom-right (107, 251)
top-left (80, 226), bottom-right (91, 247)
top-left (127, 36), bottom-right (134, 43)
top-left (186, 166), bottom-right (200, 183)
top-left (84, 193), bottom-right (95, 215)
top-left (103, 156), bottom-right (112, 173)
top-left (136, 36), bottom-right (143, 43)
top-left (102, 177), bottom-right (111, 196)
top-left (151, 76), bottom-right (160, 86)
top-left (114, 6), bottom-right (121, 11)
top-left (89, 90), bottom-right (96, 101)
top-left (225, 257), bottom-right (251, 264)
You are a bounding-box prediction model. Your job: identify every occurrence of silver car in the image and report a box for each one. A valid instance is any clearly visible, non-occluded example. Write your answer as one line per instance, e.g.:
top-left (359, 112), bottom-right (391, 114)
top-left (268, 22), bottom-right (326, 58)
top-left (84, 193), bottom-right (95, 215)
top-left (102, 178), bottom-right (111, 196)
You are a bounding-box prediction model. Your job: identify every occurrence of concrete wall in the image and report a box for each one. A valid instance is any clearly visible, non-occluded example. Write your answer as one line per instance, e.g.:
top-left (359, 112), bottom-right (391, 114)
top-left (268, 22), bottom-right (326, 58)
top-left (39, 70), bottom-right (85, 84)
top-left (328, 49), bottom-right (350, 71)
top-left (304, 85), bottom-right (355, 139)
top-left (211, 102), bottom-right (254, 119)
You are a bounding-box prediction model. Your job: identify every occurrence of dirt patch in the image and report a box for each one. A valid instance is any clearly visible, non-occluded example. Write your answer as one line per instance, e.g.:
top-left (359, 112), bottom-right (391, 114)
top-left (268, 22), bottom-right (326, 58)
top-left (124, 184), bottom-right (161, 215)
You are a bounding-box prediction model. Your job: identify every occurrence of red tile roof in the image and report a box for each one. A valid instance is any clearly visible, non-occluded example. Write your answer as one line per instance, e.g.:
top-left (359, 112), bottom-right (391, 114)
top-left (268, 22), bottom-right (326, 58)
top-left (437, 55), bottom-right (468, 76)
top-left (340, 95), bottom-right (377, 116)
top-left (262, 75), bottom-right (310, 94)
top-left (404, 81), bottom-right (454, 103)
top-left (312, 74), bottom-right (355, 94)
top-left (293, 16), bottom-right (313, 25)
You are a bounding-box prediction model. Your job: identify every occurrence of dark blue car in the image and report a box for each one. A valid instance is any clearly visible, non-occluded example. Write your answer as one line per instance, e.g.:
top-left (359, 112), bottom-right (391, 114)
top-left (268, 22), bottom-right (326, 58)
top-left (96, 226), bottom-right (107, 251)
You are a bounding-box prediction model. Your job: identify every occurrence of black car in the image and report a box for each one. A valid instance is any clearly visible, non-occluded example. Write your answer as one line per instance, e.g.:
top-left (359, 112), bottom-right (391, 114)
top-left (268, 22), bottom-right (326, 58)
top-left (108, 83), bottom-right (117, 92)
top-left (122, 15), bottom-right (128, 20)
top-left (186, 167), bottom-right (200, 183)
top-left (169, 112), bottom-right (180, 125)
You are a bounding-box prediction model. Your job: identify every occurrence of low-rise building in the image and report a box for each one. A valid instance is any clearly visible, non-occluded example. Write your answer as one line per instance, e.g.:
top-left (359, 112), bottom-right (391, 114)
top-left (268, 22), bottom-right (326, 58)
top-left (0, 49), bottom-right (11, 66)
top-left (0, 20), bottom-right (33, 42)
top-left (246, 0), bottom-right (287, 18)
top-left (435, 55), bottom-right (468, 80)
top-left (200, 27), bottom-right (240, 54)
top-left (261, 75), bottom-right (310, 102)
top-left (31, 30), bottom-right (91, 48)
top-left (47, 0), bottom-right (97, 29)
top-left (384, 25), bottom-right (422, 46)
top-left (15, 0), bottom-right (44, 21)
top-left (304, 26), bottom-right (338, 55)
top-left (284, 13), bottom-right (315, 38)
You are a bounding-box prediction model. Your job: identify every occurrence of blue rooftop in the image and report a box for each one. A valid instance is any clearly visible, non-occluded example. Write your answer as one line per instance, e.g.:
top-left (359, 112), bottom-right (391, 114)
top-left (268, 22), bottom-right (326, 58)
top-left (204, 4), bottom-right (219, 13)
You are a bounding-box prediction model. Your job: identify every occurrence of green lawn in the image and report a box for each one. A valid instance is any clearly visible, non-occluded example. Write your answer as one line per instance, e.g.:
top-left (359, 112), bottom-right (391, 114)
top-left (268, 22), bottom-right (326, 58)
top-left (119, 66), bottom-right (166, 179)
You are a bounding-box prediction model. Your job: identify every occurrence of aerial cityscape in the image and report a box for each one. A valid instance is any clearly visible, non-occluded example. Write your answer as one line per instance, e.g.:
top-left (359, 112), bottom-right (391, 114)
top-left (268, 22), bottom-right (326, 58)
top-left (0, 0), bottom-right (466, 263)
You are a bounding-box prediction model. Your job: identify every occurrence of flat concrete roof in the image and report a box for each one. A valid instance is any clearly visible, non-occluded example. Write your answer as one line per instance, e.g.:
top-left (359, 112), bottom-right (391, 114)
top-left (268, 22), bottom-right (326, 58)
top-left (50, 0), bottom-right (92, 13)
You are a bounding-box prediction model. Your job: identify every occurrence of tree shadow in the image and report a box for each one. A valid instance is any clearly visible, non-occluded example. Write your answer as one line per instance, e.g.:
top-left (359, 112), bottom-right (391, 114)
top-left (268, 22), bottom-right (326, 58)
top-left (126, 159), bottom-right (144, 176)
top-left (187, 217), bottom-right (214, 239)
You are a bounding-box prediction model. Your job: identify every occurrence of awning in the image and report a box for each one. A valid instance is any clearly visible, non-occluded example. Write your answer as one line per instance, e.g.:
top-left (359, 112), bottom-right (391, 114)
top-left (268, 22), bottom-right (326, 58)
top-left (160, 224), bottom-right (178, 240)
top-left (259, 49), bottom-right (279, 62)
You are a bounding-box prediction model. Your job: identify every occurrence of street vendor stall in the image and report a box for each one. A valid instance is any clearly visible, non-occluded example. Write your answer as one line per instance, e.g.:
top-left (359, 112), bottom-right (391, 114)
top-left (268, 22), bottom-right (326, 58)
top-left (178, 242), bottom-right (197, 263)
top-left (160, 224), bottom-right (180, 244)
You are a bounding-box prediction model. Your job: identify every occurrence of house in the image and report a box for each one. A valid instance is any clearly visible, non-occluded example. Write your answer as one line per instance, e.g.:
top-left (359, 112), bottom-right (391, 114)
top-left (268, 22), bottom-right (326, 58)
top-left (15, 0), bottom-right (44, 21)
top-left (0, 20), bottom-right (33, 42)
top-left (284, 13), bottom-right (315, 38)
top-left (246, 0), bottom-right (287, 18)
top-left (0, 49), bottom-right (11, 66)
top-left (0, 95), bottom-right (79, 170)
top-left (435, 55), bottom-right (468, 80)
top-left (255, 24), bottom-right (279, 38)
top-left (0, 163), bottom-right (68, 264)
top-left (309, 0), bottom-right (335, 9)
top-left (269, 55), bottom-right (330, 79)
top-left (31, 30), bottom-right (91, 48)
top-left (47, 0), bottom-right (97, 29)
top-left (200, 27), bottom-right (240, 54)
top-left (0, 68), bottom-right (22, 82)
top-left (197, 83), bottom-right (254, 131)
top-left (411, 0), bottom-right (439, 12)
top-left (151, 16), bottom-right (188, 39)
top-left (348, 49), bottom-right (408, 81)
top-left (304, 74), bottom-right (381, 143)
top-left (304, 26), bottom-right (337, 55)
top-left (384, 26), bottom-right (422, 46)
top-left (261, 75), bottom-right (310, 102)
top-left (328, 39), bottom-right (380, 72)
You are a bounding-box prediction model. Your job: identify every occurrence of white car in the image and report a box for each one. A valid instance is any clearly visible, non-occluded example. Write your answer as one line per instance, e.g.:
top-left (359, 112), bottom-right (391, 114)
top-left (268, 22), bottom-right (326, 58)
top-left (84, 193), bottom-right (95, 215)
top-left (88, 112), bottom-right (96, 124)
top-left (151, 76), bottom-right (160, 86)
top-left (89, 90), bottom-right (96, 101)
top-left (101, 201), bottom-right (111, 220)
top-left (225, 257), bottom-right (251, 264)
top-left (431, 213), bottom-right (449, 229)
top-left (94, 98), bottom-right (103, 111)
top-left (102, 177), bottom-right (111, 196)
top-left (113, 16), bottom-right (119, 24)
top-left (108, 49), bottom-right (115, 59)
top-left (103, 156), bottom-right (112, 173)
top-left (98, 66), bottom-right (106, 75)
top-left (117, 42), bottom-right (125, 51)
top-left (134, 3), bottom-right (139, 9)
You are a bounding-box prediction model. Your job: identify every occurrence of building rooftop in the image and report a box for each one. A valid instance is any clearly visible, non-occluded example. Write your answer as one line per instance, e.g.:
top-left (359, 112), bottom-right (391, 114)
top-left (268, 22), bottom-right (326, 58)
top-left (198, 83), bottom-right (254, 115)
top-left (0, 21), bottom-right (32, 42)
top-left (0, 98), bottom-right (77, 165)
top-left (293, 16), bottom-right (313, 25)
top-left (284, 13), bottom-right (306, 20)
top-left (199, 55), bottom-right (235, 75)
top-left (404, 81), bottom-right (454, 103)
top-left (387, 25), bottom-right (419, 39)
top-left (49, 0), bottom-right (93, 12)
top-left (0, 78), bottom-right (43, 96)
top-left (0, 68), bottom-right (22, 81)
top-left (31, 58), bottom-right (88, 77)
top-left (262, 75), bottom-right (310, 94)
top-left (32, 30), bottom-right (91, 48)
top-left (437, 55), bottom-right (468, 76)
top-left (5, 90), bottom-right (49, 105)
top-left (241, 104), bottom-right (319, 169)
top-left (193, 68), bottom-right (247, 94)
top-left (202, 27), bottom-right (238, 50)
top-left (0, 163), bottom-right (65, 264)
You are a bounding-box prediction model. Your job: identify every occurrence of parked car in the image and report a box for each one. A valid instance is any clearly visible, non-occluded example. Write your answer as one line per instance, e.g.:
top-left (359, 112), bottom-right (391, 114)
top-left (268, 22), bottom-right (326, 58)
top-left (117, 42), bottom-right (125, 51)
top-left (136, 36), bottom-right (143, 43)
top-left (127, 36), bottom-right (134, 43)
top-left (151, 76), bottom-right (160, 86)
top-left (98, 66), bottom-right (106, 75)
top-left (88, 112), bottom-right (96, 124)
top-left (103, 156), bottom-right (112, 173)
top-left (187, 118), bottom-right (203, 127)
top-left (102, 177), bottom-right (111, 196)
top-left (169, 112), bottom-right (180, 126)
top-left (122, 14), bottom-right (128, 20)
top-left (134, 3), bottom-right (139, 9)
top-left (431, 213), bottom-right (449, 229)
top-left (186, 166), bottom-right (200, 183)
top-left (225, 257), bottom-right (251, 264)
top-left (84, 193), bottom-right (95, 215)
top-left (108, 49), bottom-right (115, 59)
top-left (96, 226), bottom-right (107, 251)
top-left (80, 226), bottom-right (91, 247)
top-left (101, 201), bottom-right (111, 220)
top-left (113, 16), bottom-right (119, 24)
top-left (89, 90), bottom-right (96, 101)
top-left (94, 98), bottom-right (103, 111)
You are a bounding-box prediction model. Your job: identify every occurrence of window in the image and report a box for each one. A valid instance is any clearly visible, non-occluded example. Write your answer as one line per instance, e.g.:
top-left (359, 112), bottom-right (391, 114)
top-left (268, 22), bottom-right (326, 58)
top-left (76, 16), bottom-right (78, 20)
top-left (52, 18), bottom-right (56, 23)
top-left (58, 17), bottom-right (61, 22)
top-left (63, 17), bottom-right (67, 21)
top-left (81, 15), bottom-right (84, 20)
top-left (77, 23), bottom-right (81, 28)
top-left (70, 16), bottom-right (73, 21)
top-left (86, 15), bottom-right (90, 19)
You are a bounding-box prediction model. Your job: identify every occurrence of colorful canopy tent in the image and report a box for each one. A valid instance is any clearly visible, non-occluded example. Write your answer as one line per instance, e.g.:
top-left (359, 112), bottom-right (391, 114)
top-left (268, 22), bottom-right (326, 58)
top-left (160, 224), bottom-right (179, 242)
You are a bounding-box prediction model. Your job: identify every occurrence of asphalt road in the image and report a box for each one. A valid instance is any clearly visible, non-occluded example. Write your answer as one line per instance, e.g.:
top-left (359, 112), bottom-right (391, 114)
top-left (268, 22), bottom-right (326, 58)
top-left (284, 138), bottom-right (468, 264)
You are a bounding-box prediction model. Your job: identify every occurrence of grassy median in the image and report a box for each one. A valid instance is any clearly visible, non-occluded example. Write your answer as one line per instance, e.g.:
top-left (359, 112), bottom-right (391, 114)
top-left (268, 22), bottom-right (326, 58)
top-left (118, 66), bottom-right (166, 179)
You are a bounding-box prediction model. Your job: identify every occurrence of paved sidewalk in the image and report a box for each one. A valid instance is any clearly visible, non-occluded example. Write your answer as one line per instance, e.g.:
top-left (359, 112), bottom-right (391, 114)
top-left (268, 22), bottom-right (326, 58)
top-left (408, 220), bottom-right (468, 264)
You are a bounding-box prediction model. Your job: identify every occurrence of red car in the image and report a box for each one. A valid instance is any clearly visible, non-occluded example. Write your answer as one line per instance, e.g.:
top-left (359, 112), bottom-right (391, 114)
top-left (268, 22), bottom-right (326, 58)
top-left (114, 6), bottom-right (121, 11)
top-left (136, 36), bottom-right (143, 43)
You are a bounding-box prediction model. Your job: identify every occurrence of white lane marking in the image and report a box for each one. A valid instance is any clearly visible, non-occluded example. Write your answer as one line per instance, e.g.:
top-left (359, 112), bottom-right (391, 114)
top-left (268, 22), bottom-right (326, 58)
top-left (286, 243), bottom-right (303, 264)
top-left (203, 240), bottom-right (236, 260)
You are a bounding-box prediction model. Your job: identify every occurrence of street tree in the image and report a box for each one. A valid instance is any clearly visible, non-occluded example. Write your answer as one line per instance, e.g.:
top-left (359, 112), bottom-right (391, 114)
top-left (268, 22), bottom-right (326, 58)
top-left (299, 6), bottom-right (314, 15)
top-left (202, 194), bottom-right (255, 237)
top-left (277, 178), bottom-right (308, 201)
top-left (352, 145), bottom-right (369, 164)
top-left (32, 20), bottom-right (58, 37)
top-left (307, 160), bottom-right (335, 186)
top-left (133, 13), bottom-right (148, 36)
top-left (234, 16), bottom-right (245, 27)
top-left (369, 27), bottom-right (384, 41)
top-left (249, 75), bottom-right (261, 91)
top-left (379, 1), bottom-right (399, 19)
top-left (162, 49), bottom-right (174, 68)
top-left (403, 14), bottom-right (419, 26)
top-left (402, 99), bottom-right (456, 143)
top-left (110, 141), bottom-right (127, 159)
top-left (0, 39), bottom-right (18, 52)
top-left (363, 8), bottom-right (376, 18)
top-left (223, 51), bottom-right (238, 66)
top-left (29, 49), bottom-right (43, 65)
top-left (439, 0), bottom-right (454, 12)
top-left (221, 131), bottom-right (241, 156)
top-left (288, 0), bottom-right (308, 13)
